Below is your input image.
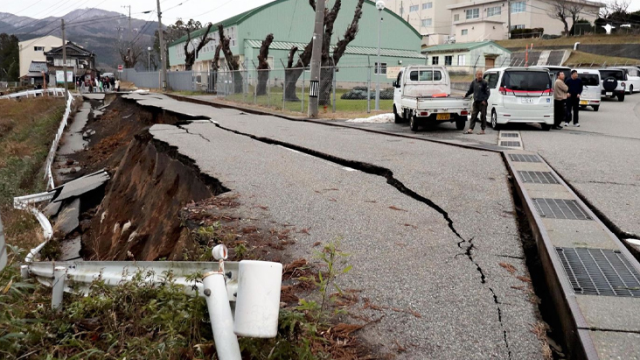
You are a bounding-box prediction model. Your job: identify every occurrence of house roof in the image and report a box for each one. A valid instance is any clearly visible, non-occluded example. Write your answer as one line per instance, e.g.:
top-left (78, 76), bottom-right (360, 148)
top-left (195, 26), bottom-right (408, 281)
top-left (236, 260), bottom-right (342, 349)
top-left (169, 0), bottom-right (422, 47)
top-left (245, 39), bottom-right (425, 59)
top-left (28, 61), bottom-right (48, 73)
top-left (422, 40), bottom-right (510, 54)
top-left (45, 41), bottom-right (93, 57)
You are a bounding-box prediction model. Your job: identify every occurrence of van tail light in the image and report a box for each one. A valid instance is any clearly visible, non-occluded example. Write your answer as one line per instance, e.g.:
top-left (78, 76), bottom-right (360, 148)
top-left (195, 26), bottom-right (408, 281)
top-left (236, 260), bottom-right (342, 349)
top-left (420, 111), bottom-right (429, 116)
top-left (499, 86), bottom-right (507, 95)
top-left (461, 110), bottom-right (469, 116)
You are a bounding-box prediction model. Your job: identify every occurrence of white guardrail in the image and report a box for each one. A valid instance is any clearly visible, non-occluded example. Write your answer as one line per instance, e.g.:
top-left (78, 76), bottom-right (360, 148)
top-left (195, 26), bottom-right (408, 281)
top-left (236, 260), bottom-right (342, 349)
top-left (0, 213), bottom-right (6, 272)
top-left (20, 245), bottom-right (282, 360)
top-left (44, 91), bottom-right (74, 190)
top-left (0, 87), bottom-right (66, 100)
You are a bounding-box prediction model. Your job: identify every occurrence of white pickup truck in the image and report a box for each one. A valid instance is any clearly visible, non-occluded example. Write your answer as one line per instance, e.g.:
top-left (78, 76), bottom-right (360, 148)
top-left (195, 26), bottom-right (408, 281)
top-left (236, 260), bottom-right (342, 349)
top-left (392, 65), bottom-right (471, 131)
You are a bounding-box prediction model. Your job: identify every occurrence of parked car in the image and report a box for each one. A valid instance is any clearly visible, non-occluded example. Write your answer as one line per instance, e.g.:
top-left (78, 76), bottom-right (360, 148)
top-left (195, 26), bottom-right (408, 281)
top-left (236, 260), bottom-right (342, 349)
top-left (392, 65), bottom-right (471, 131)
top-left (607, 66), bottom-right (640, 93)
top-left (573, 68), bottom-right (602, 111)
top-left (483, 67), bottom-right (554, 130)
top-left (532, 65), bottom-right (571, 83)
top-left (598, 69), bottom-right (627, 101)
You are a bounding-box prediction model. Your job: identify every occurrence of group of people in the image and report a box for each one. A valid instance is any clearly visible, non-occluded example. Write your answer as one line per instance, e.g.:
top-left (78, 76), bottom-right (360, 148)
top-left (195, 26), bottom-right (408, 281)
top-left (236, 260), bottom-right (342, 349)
top-left (553, 70), bottom-right (583, 129)
top-left (77, 77), bottom-right (120, 94)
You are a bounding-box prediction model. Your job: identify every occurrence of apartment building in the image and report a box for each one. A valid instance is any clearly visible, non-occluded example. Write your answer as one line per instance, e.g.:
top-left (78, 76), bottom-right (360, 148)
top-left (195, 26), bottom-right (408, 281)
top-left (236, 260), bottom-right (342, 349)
top-left (449, 0), bottom-right (602, 43)
top-left (383, 0), bottom-right (603, 45)
top-left (18, 35), bottom-right (63, 78)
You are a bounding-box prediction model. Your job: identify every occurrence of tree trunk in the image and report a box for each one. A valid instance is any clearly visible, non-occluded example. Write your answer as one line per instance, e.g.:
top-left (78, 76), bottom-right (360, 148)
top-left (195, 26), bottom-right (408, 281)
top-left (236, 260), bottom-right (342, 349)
top-left (284, 68), bottom-right (304, 101)
top-left (256, 34), bottom-right (274, 96)
top-left (318, 65), bottom-right (333, 106)
top-left (218, 24), bottom-right (244, 94)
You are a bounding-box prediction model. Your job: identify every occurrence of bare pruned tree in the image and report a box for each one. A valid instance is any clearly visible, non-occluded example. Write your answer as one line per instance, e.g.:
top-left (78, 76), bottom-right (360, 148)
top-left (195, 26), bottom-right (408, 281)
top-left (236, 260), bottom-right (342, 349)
top-left (184, 23), bottom-right (214, 70)
top-left (284, 0), bottom-right (365, 105)
top-left (118, 41), bottom-right (144, 68)
top-left (600, 0), bottom-right (630, 18)
top-left (256, 33), bottom-right (274, 96)
top-left (218, 24), bottom-right (243, 93)
top-left (547, 0), bottom-right (595, 35)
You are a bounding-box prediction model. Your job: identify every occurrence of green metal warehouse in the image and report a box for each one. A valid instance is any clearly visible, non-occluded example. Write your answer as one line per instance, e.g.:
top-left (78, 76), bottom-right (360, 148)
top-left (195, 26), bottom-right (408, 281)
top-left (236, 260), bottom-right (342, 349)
top-left (167, 0), bottom-right (425, 84)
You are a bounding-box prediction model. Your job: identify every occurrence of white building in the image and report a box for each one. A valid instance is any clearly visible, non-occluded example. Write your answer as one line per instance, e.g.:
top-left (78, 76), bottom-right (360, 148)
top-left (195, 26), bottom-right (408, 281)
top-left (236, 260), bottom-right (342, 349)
top-left (422, 40), bottom-right (511, 73)
top-left (383, 0), bottom-right (603, 45)
top-left (18, 35), bottom-right (63, 78)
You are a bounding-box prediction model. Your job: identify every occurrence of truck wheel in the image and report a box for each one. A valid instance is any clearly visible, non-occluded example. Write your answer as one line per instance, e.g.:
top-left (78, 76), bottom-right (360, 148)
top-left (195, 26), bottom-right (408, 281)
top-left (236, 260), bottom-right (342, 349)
top-left (490, 111), bottom-right (500, 130)
top-left (618, 94), bottom-right (625, 102)
top-left (410, 115), bottom-right (420, 131)
top-left (455, 116), bottom-right (466, 130)
top-left (593, 105), bottom-right (600, 112)
top-left (393, 105), bottom-right (402, 123)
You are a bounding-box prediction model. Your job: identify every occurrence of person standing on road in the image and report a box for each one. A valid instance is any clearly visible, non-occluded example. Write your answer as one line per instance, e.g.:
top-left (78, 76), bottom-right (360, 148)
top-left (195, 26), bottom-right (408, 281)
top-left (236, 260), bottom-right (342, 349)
top-left (553, 71), bottom-right (569, 129)
top-left (464, 70), bottom-right (490, 135)
top-left (565, 70), bottom-right (583, 127)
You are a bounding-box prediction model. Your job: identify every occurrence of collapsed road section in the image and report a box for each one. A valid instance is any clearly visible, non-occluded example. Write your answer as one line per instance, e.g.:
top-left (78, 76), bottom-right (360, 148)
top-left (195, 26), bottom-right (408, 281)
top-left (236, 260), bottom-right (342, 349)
top-left (118, 92), bottom-right (545, 358)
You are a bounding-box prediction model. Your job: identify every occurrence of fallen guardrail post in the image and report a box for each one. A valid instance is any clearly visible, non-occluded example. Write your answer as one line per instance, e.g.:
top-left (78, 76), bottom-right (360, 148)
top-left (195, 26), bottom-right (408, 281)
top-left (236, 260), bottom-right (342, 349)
top-left (0, 213), bottom-right (6, 272)
top-left (21, 244), bottom-right (282, 360)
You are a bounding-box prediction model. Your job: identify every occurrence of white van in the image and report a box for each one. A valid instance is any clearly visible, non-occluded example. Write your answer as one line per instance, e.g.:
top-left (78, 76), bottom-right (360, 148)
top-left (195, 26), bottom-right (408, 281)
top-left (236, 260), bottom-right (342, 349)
top-left (608, 66), bottom-right (640, 93)
top-left (573, 69), bottom-right (602, 111)
top-left (483, 67), bottom-right (554, 130)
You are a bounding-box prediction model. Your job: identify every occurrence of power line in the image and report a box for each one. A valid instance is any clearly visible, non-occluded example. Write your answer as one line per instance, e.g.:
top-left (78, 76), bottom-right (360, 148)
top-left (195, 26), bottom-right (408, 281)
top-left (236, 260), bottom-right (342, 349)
top-left (12, 0), bottom-right (47, 16)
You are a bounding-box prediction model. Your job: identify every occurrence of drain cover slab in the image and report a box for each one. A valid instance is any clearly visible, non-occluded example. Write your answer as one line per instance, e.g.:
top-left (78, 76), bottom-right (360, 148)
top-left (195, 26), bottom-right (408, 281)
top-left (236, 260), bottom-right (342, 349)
top-left (501, 133), bottom-right (520, 138)
top-left (556, 247), bottom-right (640, 297)
top-left (519, 171), bottom-right (559, 184)
top-left (532, 198), bottom-right (592, 220)
top-left (500, 141), bottom-right (521, 147)
top-left (509, 154), bottom-right (541, 163)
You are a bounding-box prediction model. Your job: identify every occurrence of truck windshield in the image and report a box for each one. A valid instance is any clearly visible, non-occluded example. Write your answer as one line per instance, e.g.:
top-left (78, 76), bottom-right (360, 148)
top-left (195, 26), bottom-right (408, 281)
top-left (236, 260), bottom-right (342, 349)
top-left (502, 71), bottom-right (551, 91)
top-left (409, 70), bottom-right (442, 81)
top-left (579, 74), bottom-right (600, 86)
top-left (599, 70), bottom-right (625, 81)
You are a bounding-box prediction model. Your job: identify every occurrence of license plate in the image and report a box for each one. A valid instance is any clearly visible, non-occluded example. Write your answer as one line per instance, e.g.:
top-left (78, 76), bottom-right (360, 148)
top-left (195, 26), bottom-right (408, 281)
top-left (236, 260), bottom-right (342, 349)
top-left (580, 100), bottom-right (588, 105)
top-left (436, 113), bottom-right (450, 120)
top-left (520, 98), bottom-right (533, 104)
top-left (606, 92), bottom-right (613, 96)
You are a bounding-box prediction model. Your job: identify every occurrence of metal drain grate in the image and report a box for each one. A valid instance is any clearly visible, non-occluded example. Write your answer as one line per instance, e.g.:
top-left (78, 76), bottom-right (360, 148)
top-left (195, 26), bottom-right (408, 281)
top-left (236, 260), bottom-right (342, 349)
top-left (556, 247), bottom-right (640, 297)
top-left (532, 198), bottom-right (592, 220)
top-left (519, 171), bottom-right (559, 184)
top-left (501, 133), bottom-right (520, 138)
top-left (509, 154), bottom-right (541, 163)
top-left (500, 141), bottom-right (521, 147)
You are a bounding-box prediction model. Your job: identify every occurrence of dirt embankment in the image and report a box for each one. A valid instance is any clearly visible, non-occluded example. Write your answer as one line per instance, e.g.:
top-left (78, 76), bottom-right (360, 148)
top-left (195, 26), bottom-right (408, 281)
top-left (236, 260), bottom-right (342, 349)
top-left (83, 131), bottom-right (227, 261)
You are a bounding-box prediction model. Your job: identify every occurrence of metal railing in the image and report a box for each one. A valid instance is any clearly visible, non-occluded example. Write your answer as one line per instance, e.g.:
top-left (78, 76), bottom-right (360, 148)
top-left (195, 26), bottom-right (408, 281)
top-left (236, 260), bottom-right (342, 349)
top-left (0, 87), bottom-right (67, 100)
top-left (44, 91), bottom-right (74, 190)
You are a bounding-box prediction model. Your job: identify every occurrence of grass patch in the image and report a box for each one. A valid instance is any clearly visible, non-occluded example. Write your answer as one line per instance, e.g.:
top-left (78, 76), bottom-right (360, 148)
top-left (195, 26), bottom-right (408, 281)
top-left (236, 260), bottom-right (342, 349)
top-left (0, 97), bottom-right (65, 251)
top-left (565, 50), bottom-right (640, 67)
top-left (495, 34), bottom-right (640, 49)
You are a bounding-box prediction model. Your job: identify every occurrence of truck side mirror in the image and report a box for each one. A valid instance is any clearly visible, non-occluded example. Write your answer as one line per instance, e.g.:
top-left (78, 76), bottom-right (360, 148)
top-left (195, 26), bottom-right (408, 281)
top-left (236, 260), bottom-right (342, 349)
top-left (393, 81), bottom-right (399, 88)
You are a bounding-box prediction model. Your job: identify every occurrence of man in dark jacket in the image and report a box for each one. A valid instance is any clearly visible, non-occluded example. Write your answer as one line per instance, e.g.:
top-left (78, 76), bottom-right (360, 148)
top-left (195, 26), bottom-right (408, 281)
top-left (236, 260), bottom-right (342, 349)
top-left (565, 70), bottom-right (583, 127)
top-left (464, 70), bottom-right (491, 134)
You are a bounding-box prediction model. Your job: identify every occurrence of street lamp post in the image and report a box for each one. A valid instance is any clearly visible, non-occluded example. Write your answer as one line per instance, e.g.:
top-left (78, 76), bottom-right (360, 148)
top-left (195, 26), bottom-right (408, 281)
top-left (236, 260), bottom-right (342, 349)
top-left (375, 1), bottom-right (385, 111)
top-left (148, 47), bottom-right (152, 70)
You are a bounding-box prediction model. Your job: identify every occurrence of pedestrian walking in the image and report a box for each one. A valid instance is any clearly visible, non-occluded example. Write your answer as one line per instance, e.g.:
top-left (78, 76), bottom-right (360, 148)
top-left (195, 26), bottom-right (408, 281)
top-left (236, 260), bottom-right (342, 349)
top-left (464, 70), bottom-right (490, 135)
top-left (115, 79), bottom-right (120, 92)
top-left (98, 78), bottom-right (103, 92)
top-left (553, 71), bottom-right (569, 130)
top-left (565, 70), bottom-right (583, 127)
top-left (88, 80), bottom-right (93, 93)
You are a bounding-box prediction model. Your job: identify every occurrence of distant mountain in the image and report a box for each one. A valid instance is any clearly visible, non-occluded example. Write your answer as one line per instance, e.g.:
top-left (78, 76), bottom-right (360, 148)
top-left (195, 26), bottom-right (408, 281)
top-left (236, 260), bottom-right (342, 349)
top-left (0, 9), bottom-right (160, 71)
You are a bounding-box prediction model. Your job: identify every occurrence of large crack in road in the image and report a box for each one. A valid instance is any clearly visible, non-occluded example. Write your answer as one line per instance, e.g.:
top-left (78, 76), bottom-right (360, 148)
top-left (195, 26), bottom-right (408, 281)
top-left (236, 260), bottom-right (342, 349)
top-left (208, 121), bottom-right (513, 358)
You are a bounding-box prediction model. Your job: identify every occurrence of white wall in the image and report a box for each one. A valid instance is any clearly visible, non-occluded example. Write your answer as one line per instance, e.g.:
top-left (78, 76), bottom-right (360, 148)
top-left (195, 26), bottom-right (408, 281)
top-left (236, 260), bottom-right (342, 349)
top-left (18, 35), bottom-right (63, 77)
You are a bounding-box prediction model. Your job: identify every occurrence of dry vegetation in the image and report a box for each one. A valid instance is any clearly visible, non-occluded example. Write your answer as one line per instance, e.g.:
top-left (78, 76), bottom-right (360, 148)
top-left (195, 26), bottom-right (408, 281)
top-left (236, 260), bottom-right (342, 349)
top-left (496, 34), bottom-right (640, 49)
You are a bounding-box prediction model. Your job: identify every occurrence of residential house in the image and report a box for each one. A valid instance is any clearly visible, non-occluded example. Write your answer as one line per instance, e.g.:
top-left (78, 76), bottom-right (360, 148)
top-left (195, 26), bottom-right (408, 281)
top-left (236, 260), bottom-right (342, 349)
top-left (448, 0), bottom-right (602, 43)
top-left (18, 35), bottom-right (63, 78)
top-left (44, 41), bottom-right (97, 85)
top-left (384, 0), bottom-right (603, 45)
top-left (25, 61), bottom-right (48, 86)
top-left (422, 40), bottom-right (511, 73)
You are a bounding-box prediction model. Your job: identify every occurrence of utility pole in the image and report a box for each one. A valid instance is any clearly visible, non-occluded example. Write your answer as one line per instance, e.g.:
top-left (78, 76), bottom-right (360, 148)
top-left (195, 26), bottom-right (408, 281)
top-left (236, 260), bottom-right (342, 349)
top-left (375, 1), bottom-right (385, 111)
top-left (122, 5), bottom-right (132, 39)
top-left (307, 0), bottom-right (325, 118)
top-left (156, 0), bottom-right (167, 91)
top-left (507, 0), bottom-right (511, 39)
top-left (61, 19), bottom-right (68, 98)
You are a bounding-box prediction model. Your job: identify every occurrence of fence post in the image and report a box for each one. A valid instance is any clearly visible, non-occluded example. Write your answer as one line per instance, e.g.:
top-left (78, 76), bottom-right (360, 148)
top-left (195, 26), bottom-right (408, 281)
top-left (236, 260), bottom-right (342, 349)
top-left (332, 66), bottom-right (337, 113)
top-left (301, 69), bottom-right (305, 113)
top-left (282, 73), bottom-right (286, 111)
top-left (367, 58), bottom-right (371, 114)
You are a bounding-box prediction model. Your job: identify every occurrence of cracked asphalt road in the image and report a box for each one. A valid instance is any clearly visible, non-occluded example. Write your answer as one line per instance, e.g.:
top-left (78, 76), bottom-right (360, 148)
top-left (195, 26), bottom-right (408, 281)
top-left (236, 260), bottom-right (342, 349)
top-left (127, 93), bottom-right (543, 359)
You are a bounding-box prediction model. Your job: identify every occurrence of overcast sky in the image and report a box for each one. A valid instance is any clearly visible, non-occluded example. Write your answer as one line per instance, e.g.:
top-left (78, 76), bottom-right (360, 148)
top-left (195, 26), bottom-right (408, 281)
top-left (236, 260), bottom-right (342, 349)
top-left (3, 0), bottom-right (640, 24)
